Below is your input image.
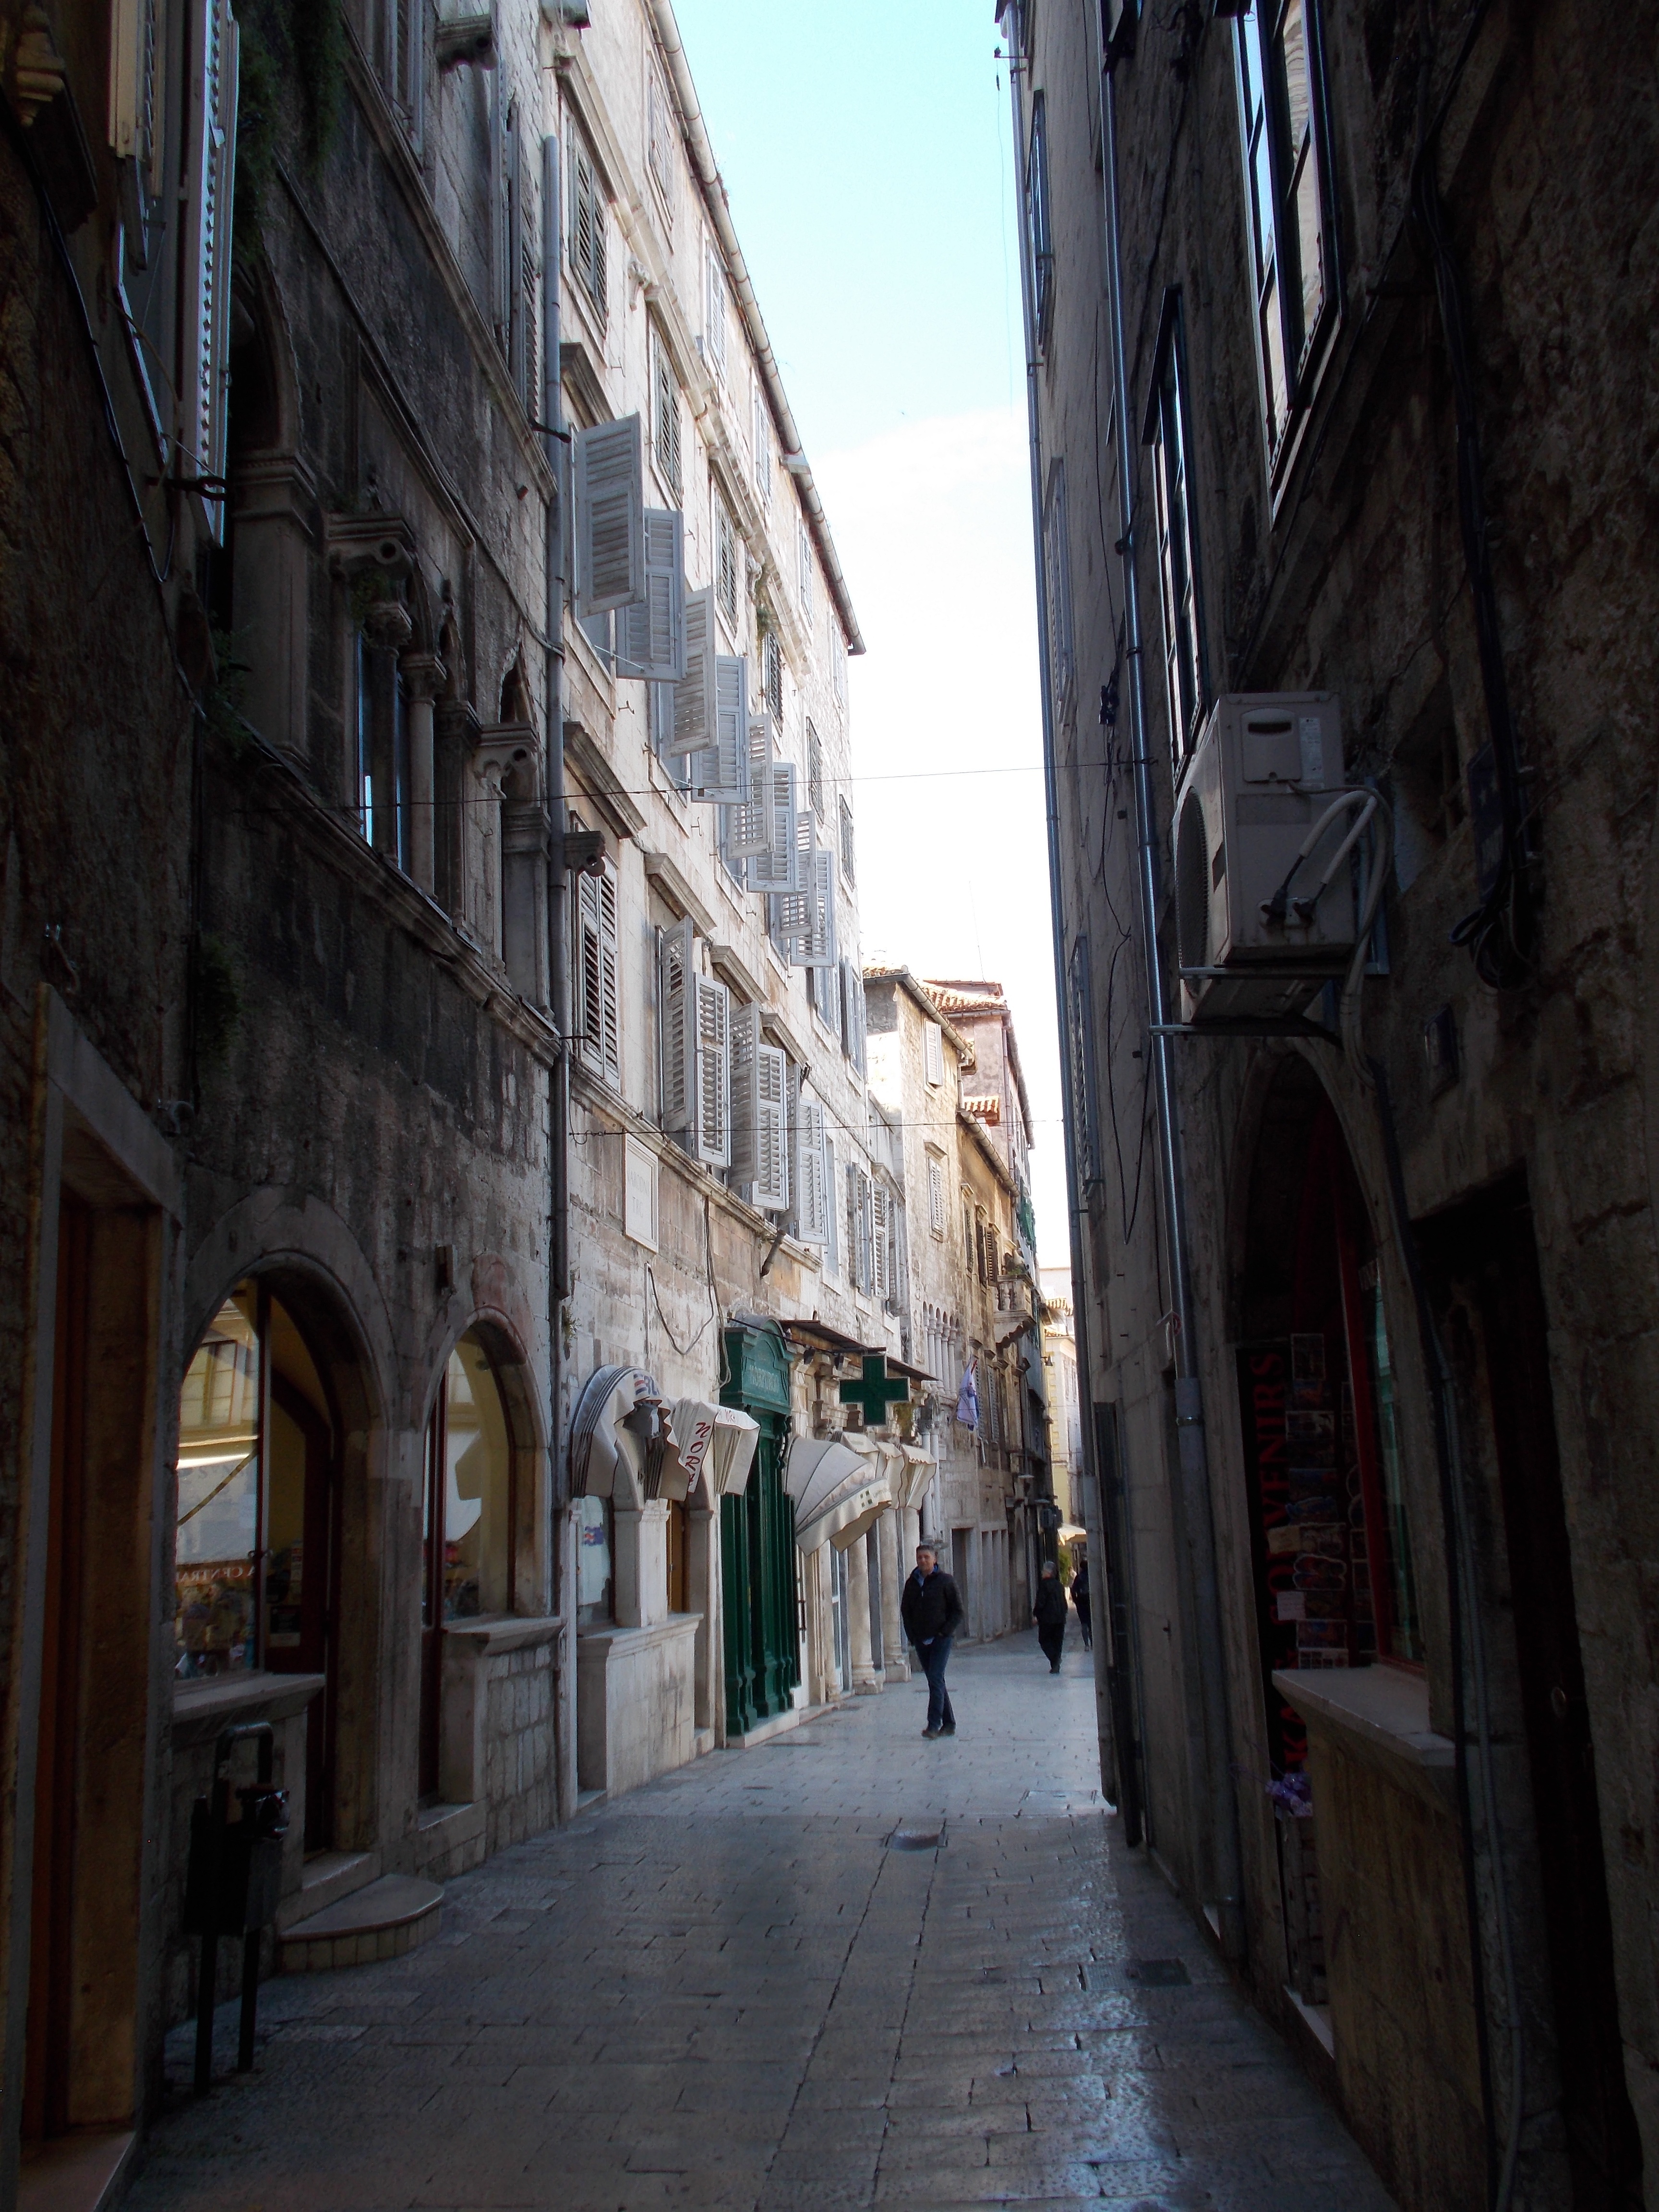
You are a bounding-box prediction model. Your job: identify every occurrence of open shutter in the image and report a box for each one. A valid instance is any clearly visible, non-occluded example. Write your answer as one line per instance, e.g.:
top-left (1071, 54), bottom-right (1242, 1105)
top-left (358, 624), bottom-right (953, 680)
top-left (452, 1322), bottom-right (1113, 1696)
top-left (617, 508), bottom-right (685, 681)
top-left (791, 845), bottom-right (837, 970)
top-left (182, 0), bottom-right (238, 537)
top-left (514, 113), bottom-right (538, 409)
top-left (665, 586), bottom-right (715, 755)
top-left (795, 1096), bottom-right (828, 1244)
top-left (726, 718), bottom-right (776, 858)
top-left (747, 757), bottom-right (798, 891)
top-left (771, 814), bottom-right (818, 942)
top-left (685, 656), bottom-right (748, 805)
top-left (729, 1000), bottom-right (760, 1181)
top-left (872, 1182), bottom-right (890, 1301)
top-left (755, 1043), bottom-right (788, 1212)
top-left (659, 916), bottom-right (694, 1138)
top-left (575, 416), bottom-right (644, 615)
top-left (693, 974), bottom-right (731, 1167)
top-left (576, 864), bottom-right (620, 1088)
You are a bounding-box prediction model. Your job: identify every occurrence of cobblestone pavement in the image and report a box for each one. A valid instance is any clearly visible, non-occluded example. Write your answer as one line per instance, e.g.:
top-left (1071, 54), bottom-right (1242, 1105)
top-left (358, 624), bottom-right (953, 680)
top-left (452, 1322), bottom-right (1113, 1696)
top-left (129, 1634), bottom-right (1394, 2211)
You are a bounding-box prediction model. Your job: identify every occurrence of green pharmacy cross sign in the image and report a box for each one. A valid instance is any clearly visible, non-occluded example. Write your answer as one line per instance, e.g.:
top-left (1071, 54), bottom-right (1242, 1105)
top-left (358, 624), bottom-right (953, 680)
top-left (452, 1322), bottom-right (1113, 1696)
top-left (840, 1354), bottom-right (910, 1427)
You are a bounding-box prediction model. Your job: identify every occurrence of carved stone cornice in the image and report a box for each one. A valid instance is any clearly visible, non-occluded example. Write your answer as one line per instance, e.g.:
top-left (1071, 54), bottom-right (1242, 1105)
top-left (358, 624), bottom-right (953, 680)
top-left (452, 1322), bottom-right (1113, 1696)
top-left (475, 720), bottom-right (541, 800)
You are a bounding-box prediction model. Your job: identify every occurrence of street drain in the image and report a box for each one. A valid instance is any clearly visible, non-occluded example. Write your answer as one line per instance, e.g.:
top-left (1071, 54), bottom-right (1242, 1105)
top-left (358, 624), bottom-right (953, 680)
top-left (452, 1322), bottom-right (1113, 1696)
top-left (1125, 1958), bottom-right (1190, 1985)
top-left (888, 1826), bottom-right (944, 1851)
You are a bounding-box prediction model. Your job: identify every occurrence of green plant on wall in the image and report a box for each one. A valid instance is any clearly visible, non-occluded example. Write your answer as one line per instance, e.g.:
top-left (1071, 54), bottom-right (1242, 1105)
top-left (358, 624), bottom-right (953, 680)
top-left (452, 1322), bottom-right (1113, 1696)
top-left (193, 933), bottom-right (242, 1063)
top-left (233, 0), bottom-right (346, 260)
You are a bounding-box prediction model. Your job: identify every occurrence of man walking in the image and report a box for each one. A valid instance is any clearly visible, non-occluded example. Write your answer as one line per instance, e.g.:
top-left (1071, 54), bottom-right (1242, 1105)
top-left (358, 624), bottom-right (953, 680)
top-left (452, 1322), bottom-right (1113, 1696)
top-left (901, 1542), bottom-right (963, 1739)
top-left (1071, 1554), bottom-right (1093, 1652)
top-left (1034, 1560), bottom-right (1068, 1673)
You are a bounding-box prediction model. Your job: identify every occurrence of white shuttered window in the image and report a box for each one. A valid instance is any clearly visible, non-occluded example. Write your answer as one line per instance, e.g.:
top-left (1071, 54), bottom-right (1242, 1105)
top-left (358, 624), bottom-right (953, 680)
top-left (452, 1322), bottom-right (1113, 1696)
top-left (575, 416), bottom-right (645, 615)
top-left (617, 508), bottom-right (685, 682)
top-left (576, 861), bottom-right (621, 1089)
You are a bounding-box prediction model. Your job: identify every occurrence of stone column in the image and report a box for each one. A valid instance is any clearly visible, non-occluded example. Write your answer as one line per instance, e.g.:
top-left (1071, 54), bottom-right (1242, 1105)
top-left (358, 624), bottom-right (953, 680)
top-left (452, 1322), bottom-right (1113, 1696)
top-left (230, 452), bottom-right (317, 764)
top-left (844, 1532), bottom-right (881, 1694)
top-left (612, 1499), bottom-right (669, 1629)
top-left (877, 1509), bottom-right (908, 1682)
top-left (401, 651), bottom-right (443, 895)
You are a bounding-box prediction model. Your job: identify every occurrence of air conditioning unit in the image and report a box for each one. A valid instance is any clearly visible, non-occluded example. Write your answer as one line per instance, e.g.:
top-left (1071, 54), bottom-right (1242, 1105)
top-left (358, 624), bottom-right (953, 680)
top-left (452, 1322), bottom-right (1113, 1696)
top-left (1173, 693), bottom-right (1358, 1022)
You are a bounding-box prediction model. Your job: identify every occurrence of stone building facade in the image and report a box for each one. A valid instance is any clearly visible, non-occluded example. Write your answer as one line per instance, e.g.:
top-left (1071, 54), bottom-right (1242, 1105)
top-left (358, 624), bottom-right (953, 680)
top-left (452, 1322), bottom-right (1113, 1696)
top-left (1007, 0), bottom-right (1657, 2205)
top-left (865, 968), bottom-right (1054, 1641)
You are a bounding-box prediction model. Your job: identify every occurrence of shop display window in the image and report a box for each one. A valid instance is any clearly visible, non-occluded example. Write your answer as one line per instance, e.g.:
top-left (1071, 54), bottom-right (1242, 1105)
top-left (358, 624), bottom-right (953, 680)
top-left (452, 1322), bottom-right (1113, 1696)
top-left (576, 1494), bottom-right (613, 1625)
top-left (423, 1333), bottom-right (518, 1624)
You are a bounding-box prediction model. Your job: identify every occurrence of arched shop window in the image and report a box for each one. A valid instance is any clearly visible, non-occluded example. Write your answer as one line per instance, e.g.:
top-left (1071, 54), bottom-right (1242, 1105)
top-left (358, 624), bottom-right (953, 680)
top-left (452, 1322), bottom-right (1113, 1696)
top-left (175, 1282), bottom-right (336, 1680)
top-left (423, 1332), bottom-right (518, 1623)
top-left (576, 1495), bottom-right (613, 1624)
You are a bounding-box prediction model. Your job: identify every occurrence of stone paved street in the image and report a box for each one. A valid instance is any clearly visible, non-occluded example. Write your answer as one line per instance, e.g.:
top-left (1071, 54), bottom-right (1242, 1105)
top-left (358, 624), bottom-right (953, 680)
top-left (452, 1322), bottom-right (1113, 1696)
top-left (128, 1637), bottom-right (1394, 2211)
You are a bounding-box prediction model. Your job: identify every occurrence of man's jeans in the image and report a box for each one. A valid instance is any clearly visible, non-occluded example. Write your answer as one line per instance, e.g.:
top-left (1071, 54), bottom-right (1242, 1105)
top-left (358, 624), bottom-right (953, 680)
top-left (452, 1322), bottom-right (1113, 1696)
top-left (917, 1635), bottom-right (955, 1731)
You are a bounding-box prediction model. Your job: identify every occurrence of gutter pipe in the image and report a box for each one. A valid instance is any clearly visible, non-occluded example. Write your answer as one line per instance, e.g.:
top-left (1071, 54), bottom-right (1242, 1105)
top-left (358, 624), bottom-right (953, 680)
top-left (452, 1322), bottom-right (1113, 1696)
top-left (541, 130), bottom-right (575, 1825)
top-left (1100, 60), bottom-right (1245, 1956)
top-left (643, 0), bottom-right (865, 657)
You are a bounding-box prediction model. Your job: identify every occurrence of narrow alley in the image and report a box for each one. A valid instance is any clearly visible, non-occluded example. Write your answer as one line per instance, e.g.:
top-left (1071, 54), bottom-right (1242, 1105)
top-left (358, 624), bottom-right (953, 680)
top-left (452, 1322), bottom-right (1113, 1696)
top-left (128, 1640), bottom-right (1390, 2211)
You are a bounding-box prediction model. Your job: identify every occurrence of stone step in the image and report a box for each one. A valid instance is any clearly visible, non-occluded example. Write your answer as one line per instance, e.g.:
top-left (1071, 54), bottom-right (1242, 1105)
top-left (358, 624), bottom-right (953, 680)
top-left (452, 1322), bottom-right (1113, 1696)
top-left (276, 1847), bottom-right (379, 1932)
top-left (275, 1874), bottom-right (443, 1973)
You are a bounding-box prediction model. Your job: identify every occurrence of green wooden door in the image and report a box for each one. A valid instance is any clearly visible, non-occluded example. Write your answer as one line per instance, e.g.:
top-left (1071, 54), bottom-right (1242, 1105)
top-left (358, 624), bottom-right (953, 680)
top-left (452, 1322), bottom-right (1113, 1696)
top-left (721, 1327), bottom-right (801, 1736)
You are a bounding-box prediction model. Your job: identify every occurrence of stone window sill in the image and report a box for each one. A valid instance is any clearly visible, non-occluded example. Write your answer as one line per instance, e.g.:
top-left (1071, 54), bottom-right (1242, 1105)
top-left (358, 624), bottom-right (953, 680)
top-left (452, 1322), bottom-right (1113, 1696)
top-left (1272, 1663), bottom-right (1455, 1812)
top-left (171, 1671), bottom-right (326, 1743)
top-left (444, 1613), bottom-right (563, 1657)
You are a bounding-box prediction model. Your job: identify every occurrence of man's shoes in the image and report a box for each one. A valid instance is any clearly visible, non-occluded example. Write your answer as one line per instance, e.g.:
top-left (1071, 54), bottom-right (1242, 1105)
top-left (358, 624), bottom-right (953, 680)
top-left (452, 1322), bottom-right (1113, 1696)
top-left (923, 1725), bottom-right (943, 1739)
top-left (1049, 1664), bottom-right (1061, 1674)
top-left (940, 1723), bottom-right (957, 1737)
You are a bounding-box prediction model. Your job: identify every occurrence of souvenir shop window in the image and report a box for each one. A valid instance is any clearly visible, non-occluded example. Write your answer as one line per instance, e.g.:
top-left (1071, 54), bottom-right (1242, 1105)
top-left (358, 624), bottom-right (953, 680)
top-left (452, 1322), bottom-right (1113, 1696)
top-left (576, 1494), bottom-right (613, 1624)
top-left (423, 1331), bottom-right (519, 1624)
top-left (175, 1282), bottom-right (335, 1679)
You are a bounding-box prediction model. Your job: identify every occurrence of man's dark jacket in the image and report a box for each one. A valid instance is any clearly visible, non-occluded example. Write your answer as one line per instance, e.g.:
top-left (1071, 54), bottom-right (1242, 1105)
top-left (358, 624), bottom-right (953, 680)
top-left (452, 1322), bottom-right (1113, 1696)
top-left (1033, 1577), bottom-right (1069, 1629)
top-left (902, 1566), bottom-right (963, 1645)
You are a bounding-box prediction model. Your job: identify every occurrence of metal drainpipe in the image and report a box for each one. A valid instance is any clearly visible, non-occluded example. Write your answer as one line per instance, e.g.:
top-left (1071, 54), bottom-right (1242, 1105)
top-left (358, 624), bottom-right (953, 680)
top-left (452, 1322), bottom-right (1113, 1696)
top-left (541, 130), bottom-right (575, 1826)
top-left (1100, 60), bottom-right (1245, 1957)
top-left (1004, 43), bottom-right (1127, 1827)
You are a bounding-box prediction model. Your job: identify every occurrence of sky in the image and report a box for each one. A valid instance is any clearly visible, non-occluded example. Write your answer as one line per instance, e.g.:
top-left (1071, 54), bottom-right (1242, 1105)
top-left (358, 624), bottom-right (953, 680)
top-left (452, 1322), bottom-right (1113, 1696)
top-left (673, 0), bottom-right (1071, 1267)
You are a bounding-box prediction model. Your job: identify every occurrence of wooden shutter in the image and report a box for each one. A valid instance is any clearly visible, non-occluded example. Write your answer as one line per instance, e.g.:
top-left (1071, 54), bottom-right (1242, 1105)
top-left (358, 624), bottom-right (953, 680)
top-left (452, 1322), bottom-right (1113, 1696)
top-left (751, 380), bottom-right (771, 508)
top-left (575, 417), bottom-right (644, 614)
top-left (727, 718), bottom-right (776, 858)
top-left (667, 586), bottom-right (715, 755)
top-left (685, 656), bottom-right (749, 805)
top-left (617, 508), bottom-right (685, 681)
top-left (924, 1021), bottom-right (945, 1086)
top-left (182, 0), bottom-right (238, 538)
top-left (747, 758), bottom-right (798, 892)
top-left (927, 1156), bottom-right (946, 1236)
top-left (577, 862), bottom-right (620, 1087)
top-left (730, 999), bottom-right (760, 1180)
top-left (771, 813), bottom-right (817, 943)
top-left (806, 721), bottom-right (824, 820)
top-left (692, 974), bottom-right (731, 1167)
top-left (792, 845), bottom-right (836, 970)
top-left (795, 1096), bottom-right (828, 1244)
top-left (652, 327), bottom-right (682, 496)
top-left (513, 111), bottom-right (537, 408)
top-left (754, 1043), bottom-right (788, 1211)
top-left (872, 1182), bottom-right (890, 1301)
top-left (572, 139), bottom-right (606, 319)
top-left (706, 242), bottom-right (727, 375)
top-left (659, 916), bottom-right (694, 1137)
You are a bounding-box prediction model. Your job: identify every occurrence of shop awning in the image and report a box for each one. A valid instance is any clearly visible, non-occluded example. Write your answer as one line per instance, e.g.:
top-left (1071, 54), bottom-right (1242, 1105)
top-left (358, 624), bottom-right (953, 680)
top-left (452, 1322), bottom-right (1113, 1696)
top-left (657, 1399), bottom-right (761, 1501)
top-left (784, 1436), bottom-right (890, 1554)
top-left (780, 1318), bottom-right (882, 1360)
top-left (568, 1364), bottom-right (660, 1503)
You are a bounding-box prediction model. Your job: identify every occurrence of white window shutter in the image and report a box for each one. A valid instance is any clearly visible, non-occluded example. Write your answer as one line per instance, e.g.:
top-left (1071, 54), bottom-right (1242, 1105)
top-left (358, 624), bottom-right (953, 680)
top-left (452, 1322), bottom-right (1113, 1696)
top-left (747, 757), bottom-right (798, 892)
top-left (659, 916), bottom-right (694, 1137)
top-left (182, 0), bottom-right (238, 538)
top-left (685, 656), bottom-right (749, 805)
top-left (727, 718), bottom-right (777, 858)
top-left (755, 1043), bottom-right (788, 1212)
top-left (795, 1097), bottom-right (828, 1244)
top-left (575, 416), bottom-right (645, 614)
top-left (924, 1022), bottom-right (945, 1086)
top-left (873, 1182), bottom-right (890, 1301)
top-left (706, 242), bottom-right (727, 375)
top-left (791, 845), bottom-right (837, 970)
top-left (729, 1000), bottom-right (760, 1181)
top-left (693, 975), bottom-right (731, 1167)
top-left (577, 863), bottom-right (621, 1088)
top-left (666, 586), bottom-right (716, 756)
top-left (617, 508), bottom-right (685, 681)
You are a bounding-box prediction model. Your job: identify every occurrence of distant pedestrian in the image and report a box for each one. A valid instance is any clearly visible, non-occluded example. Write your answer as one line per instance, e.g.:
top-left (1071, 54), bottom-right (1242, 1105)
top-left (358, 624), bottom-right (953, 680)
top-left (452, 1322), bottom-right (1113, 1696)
top-left (1071, 1557), bottom-right (1093, 1651)
top-left (902, 1543), bottom-right (964, 1739)
top-left (1034, 1561), bottom-right (1068, 1672)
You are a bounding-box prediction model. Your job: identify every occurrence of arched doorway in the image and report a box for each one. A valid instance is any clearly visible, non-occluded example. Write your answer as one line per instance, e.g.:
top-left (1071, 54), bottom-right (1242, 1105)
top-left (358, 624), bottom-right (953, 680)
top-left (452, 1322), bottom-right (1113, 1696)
top-left (175, 1279), bottom-right (343, 1849)
top-left (418, 1329), bottom-right (530, 1799)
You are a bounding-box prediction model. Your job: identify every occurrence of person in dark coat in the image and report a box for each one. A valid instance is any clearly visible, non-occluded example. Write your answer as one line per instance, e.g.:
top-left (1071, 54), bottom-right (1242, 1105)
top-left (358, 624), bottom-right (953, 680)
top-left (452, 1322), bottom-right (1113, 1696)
top-left (901, 1543), bottom-right (964, 1738)
top-left (1033, 1560), bottom-right (1068, 1672)
top-left (1071, 1556), bottom-right (1093, 1651)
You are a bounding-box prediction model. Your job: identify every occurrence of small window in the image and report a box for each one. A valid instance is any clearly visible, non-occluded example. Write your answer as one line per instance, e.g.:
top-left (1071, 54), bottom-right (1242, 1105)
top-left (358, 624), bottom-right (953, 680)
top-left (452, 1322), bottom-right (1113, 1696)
top-left (705, 240), bottom-right (727, 376)
top-left (838, 794), bottom-right (855, 887)
top-left (715, 497), bottom-right (739, 628)
top-left (424, 1331), bottom-right (519, 1623)
top-left (1025, 92), bottom-right (1053, 350)
top-left (830, 624), bottom-right (847, 710)
top-left (647, 65), bottom-right (675, 219)
top-left (624, 1136), bottom-right (659, 1250)
top-left (1042, 459), bottom-right (1075, 726)
top-left (761, 629), bottom-right (783, 723)
top-left (751, 379), bottom-right (772, 509)
top-left (569, 132), bottom-right (607, 323)
top-left (1147, 295), bottom-right (1206, 767)
top-left (927, 1153), bottom-right (947, 1238)
top-left (651, 324), bottom-right (682, 498)
top-left (385, 0), bottom-right (423, 140)
top-left (1068, 939), bottom-right (1101, 1190)
top-left (797, 519), bottom-right (815, 617)
top-left (354, 624), bottom-right (414, 872)
top-left (1235, 0), bottom-right (1338, 476)
top-left (923, 1021), bottom-right (945, 1088)
top-left (806, 720), bottom-right (824, 821)
top-left (575, 857), bottom-right (621, 1089)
